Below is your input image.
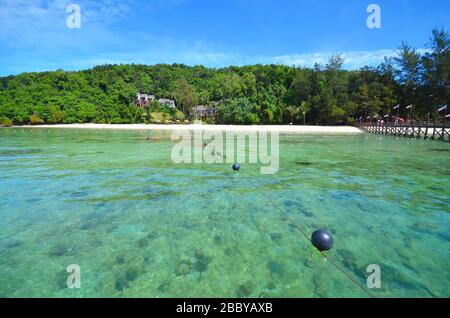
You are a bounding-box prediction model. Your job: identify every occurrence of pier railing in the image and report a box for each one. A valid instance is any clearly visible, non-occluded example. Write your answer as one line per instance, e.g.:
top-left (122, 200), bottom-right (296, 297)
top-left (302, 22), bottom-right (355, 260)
top-left (357, 121), bottom-right (450, 142)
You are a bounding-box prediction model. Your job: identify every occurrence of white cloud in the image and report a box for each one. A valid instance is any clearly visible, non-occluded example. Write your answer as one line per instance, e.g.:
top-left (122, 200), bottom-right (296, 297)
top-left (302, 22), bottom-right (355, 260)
top-left (0, 0), bottom-right (432, 74)
top-left (2, 47), bottom-right (432, 75)
top-left (0, 0), bottom-right (185, 50)
top-left (0, 0), bottom-right (124, 50)
top-left (258, 48), bottom-right (430, 70)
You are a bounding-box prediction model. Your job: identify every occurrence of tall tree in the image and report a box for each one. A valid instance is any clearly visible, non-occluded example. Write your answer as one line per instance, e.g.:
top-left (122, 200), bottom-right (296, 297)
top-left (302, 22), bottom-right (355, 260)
top-left (299, 101), bottom-right (310, 125)
top-left (286, 106), bottom-right (299, 124)
top-left (422, 27), bottom-right (450, 105)
top-left (394, 41), bottom-right (422, 87)
top-left (174, 78), bottom-right (199, 115)
top-left (393, 41), bottom-right (421, 116)
top-left (326, 54), bottom-right (345, 71)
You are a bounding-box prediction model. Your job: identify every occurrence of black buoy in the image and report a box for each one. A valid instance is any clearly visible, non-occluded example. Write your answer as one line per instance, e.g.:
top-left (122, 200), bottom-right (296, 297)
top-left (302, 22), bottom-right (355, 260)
top-left (311, 229), bottom-right (334, 251)
top-left (232, 163), bottom-right (240, 171)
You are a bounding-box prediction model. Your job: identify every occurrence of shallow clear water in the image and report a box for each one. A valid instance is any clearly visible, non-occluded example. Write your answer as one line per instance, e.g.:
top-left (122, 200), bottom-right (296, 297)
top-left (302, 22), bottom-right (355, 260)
top-left (0, 128), bottom-right (449, 298)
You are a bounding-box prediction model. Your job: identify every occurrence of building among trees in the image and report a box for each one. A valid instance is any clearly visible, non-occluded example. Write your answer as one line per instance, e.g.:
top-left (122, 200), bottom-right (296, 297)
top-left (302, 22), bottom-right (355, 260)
top-left (158, 98), bottom-right (176, 109)
top-left (191, 103), bottom-right (219, 120)
top-left (135, 93), bottom-right (155, 108)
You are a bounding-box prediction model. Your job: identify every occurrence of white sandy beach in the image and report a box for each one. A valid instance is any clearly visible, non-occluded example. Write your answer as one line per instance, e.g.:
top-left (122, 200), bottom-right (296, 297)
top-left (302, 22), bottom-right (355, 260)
top-left (15, 123), bottom-right (363, 134)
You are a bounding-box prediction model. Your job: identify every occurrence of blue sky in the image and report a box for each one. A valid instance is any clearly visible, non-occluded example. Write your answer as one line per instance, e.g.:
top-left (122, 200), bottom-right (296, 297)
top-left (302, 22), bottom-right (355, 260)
top-left (0, 0), bottom-right (449, 76)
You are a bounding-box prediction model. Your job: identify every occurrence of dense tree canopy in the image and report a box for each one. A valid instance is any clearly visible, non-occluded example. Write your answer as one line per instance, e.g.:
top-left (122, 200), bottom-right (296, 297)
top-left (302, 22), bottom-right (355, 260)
top-left (0, 28), bottom-right (448, 126)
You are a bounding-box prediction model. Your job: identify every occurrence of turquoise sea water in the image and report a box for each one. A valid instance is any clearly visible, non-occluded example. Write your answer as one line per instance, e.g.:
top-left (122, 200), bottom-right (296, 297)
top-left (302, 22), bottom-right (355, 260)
top-left (0, 128), bottom-right (449, 298)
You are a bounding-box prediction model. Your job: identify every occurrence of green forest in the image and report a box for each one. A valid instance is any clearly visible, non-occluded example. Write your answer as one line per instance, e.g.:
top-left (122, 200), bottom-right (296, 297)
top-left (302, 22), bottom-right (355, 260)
top-left (0, 28), bottom-right (448, 127)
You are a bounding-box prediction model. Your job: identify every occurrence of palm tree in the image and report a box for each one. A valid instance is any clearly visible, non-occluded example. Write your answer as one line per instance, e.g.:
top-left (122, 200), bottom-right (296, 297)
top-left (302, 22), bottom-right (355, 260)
top-left (263, 108), bottom-right (274, 123)
top-left (277, 103), bottom-right (287, 124)
top-left (299, 101), bottom-right (310, 125)
top-left (286, 106), bottom-right (299, 124)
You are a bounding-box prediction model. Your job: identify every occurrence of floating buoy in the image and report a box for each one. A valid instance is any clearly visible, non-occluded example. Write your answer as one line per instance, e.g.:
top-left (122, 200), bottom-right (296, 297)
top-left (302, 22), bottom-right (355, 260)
top-left (232, 163), bottom-right (240, 171)
top-left (311, 229), bottom-right (334, 251)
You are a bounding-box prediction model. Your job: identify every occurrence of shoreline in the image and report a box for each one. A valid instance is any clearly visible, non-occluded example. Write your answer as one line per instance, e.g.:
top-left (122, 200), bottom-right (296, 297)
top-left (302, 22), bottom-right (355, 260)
top-left (8, 123), bottom-right (363, 134)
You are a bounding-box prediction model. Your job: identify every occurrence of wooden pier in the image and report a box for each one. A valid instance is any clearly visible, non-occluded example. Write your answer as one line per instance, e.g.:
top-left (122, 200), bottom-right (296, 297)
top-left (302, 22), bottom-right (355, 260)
top-left (358, 121), bottom-right (450, 142)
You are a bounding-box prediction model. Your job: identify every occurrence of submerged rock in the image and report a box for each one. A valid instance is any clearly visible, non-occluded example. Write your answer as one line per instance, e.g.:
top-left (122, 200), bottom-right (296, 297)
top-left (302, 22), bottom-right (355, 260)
top-left (194, 249), bottom-right (206, 260)
top-left (266, 281), bottom-right (276, 290)
top-left (267, 261), bottom-right (286, 277)
top-left (213, 235), bottom-right (223, 244)
top-left (194, 259), bottom-right (209, 273)
top-left (137, 232), bottom-right (158, 248)
top-left (115, 255), bottom-right (126, 264)
top-left (236, 283), bottom-right (253, 298)
top-left (143, 256), bottom-right (152, 266)
top-left (146, 232), bottom-right (158, 240)
top-left (193, 250), bottom-right (211, 273)
top-left (158, 280), bottom-right (171, 292)
top-left (269, 233), bottom-right (283, 242)
top-left (125, 268), bottom-right (138, 282)
top-left (115, 276), bottom-right (129, 291)
top-left (138, 237), bottom-right (149, 248)
top-left (49, 245), bottom-right (69, 257)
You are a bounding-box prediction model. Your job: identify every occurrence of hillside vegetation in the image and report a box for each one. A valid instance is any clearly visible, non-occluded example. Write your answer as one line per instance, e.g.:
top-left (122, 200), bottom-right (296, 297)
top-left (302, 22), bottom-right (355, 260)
top-left (0, 28), bottom-right (448, 126)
